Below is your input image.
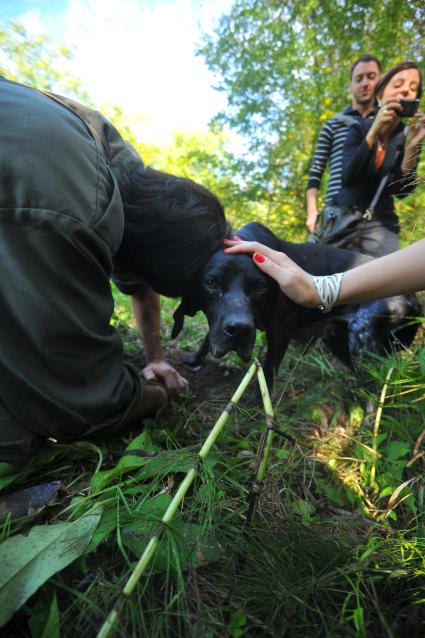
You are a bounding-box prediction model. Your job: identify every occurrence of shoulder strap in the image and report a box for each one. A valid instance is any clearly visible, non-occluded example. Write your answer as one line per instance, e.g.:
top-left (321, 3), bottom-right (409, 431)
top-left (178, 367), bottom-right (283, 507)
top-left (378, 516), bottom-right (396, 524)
top-left (332, 112), bottom-right (358, 127)
top-left (366, 133), bottom-right (406, 216)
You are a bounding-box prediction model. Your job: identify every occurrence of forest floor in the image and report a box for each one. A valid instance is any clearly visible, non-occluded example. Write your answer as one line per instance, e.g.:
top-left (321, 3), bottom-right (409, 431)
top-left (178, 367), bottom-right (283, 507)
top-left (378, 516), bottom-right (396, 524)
top-left (1, 295), bottom-right (424, 638)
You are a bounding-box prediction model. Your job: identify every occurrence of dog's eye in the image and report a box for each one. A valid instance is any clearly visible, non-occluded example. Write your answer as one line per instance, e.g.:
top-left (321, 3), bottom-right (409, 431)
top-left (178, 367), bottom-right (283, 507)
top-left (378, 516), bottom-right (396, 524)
top-left (205, 279), bottom-right (221, 291)
top-left (253, 283), bottom-right (268, 294)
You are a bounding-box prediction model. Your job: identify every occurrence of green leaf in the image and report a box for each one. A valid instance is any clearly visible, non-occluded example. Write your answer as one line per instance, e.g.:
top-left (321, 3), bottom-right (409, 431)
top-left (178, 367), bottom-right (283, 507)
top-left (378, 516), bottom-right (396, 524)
top-left (28, 589), bottom-right (60, 638)
top-left (317, 480), bottom-right (345, 507)
top-left (40, 593), bottom-right (60, 638)
top-left (83, 508), bottom-right (119, 555)
top-left (353, 606), bottom-right (365, 636)
top-left (0, 511), bottom-right (100, 627)
top-left (386, 440), bottom-right (410, 462)
top-left (90, 431), bottom-right (160, 491)
top-left (276, 448), bottom-right (290, 459)
top-left (228, 610), bottom-right (247, 638)
top-left (378, 485), bottom-right (396, 500)
top-left (291, 500), bottom-right (315, 524)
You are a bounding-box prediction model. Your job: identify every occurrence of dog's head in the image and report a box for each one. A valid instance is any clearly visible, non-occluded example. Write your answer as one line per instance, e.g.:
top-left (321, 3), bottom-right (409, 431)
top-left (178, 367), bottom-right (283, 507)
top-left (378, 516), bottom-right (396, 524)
top-left (172, 242), bottom-right (277, 361)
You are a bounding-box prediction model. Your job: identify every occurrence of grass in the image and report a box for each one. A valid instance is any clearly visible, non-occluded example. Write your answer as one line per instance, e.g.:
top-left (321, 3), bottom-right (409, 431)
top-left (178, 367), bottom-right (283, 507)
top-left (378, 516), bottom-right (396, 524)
top-left (1, 291), bottom-right (424, 637)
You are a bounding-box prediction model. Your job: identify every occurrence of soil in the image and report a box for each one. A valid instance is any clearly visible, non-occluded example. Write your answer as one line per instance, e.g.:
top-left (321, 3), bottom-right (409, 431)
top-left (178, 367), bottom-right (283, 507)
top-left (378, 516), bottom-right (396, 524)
top-left (125, 335), bottom-right (247, 410)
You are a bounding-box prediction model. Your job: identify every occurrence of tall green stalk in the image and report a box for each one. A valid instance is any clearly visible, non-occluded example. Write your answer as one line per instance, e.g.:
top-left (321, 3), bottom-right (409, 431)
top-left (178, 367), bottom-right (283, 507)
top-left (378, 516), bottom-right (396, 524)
top-left (97, 360), bottom-right (265, 638)
top-left (246, 362), bottom-right (275, 523)
top-left (370, 366), bottom-right (394, 490)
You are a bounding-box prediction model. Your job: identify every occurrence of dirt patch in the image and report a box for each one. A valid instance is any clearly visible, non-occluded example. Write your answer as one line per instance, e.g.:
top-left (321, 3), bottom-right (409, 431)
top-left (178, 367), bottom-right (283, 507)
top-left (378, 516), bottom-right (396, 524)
top-left (125, 334), bottom-right (247, 409)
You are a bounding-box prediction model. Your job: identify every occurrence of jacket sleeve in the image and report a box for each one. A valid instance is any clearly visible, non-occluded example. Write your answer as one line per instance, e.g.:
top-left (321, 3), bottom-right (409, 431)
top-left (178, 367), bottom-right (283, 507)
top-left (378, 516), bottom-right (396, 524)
top-left (388, 144), bottom-right (421, 200)
top-left (307, 121), bottom-right (333, 190)
top-left (341, 122), bottom-right (374, 187)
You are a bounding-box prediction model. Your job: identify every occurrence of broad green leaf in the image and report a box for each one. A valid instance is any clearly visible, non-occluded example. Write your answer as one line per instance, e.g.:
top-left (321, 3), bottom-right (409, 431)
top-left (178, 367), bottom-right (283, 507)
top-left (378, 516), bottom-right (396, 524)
top-left (90, 431), bottom-right (160, 491)
top-left (385, 441), bottom-right (411, 462)
top-left (0, 512), bottom-right (100, 627)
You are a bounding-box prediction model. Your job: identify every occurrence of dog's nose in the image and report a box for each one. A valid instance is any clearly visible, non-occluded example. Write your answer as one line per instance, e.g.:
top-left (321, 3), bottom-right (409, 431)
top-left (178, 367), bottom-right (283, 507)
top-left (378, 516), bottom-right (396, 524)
top-left (223, 321), bottom-right (253, 338)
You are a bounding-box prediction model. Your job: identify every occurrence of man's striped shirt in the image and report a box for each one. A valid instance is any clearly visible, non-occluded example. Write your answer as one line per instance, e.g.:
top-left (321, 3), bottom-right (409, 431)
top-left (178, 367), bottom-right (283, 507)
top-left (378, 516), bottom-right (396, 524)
top-left (307, 107), bottom-right (375, 205)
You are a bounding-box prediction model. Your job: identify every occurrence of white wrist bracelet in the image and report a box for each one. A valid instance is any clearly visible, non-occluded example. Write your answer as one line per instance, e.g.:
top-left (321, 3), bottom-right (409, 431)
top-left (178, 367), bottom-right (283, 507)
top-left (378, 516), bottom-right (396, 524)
top-left (312, 273), bottom-right (344, 313)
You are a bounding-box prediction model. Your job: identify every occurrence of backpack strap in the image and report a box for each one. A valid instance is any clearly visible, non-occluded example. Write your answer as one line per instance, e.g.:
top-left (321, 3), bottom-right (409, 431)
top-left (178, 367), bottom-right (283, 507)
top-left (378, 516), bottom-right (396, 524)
top-left (332, 112), bottom-right (358, 127)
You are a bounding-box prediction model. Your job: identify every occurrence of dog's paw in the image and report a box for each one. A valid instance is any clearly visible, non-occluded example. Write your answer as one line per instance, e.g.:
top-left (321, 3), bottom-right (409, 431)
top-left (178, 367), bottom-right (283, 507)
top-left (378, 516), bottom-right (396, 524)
top-left (182, 352), bottom-right (203, 371)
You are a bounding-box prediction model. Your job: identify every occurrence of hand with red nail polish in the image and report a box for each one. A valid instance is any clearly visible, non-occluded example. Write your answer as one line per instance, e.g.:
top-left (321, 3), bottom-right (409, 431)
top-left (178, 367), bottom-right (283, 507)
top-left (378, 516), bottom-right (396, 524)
top-left (223, 239), bottom-right (319, 307)
top-left (223, 237), bottom-right (242, 246)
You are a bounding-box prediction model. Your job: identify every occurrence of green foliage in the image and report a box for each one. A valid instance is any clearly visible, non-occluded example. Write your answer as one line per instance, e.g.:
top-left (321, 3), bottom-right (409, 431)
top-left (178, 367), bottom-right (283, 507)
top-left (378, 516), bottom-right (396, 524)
top-left (199, 0), bottom-right (425, 240)
top-left (0, 510), bottom-right (100, 627)
top-left (0, 20), bottom-right (247, 228)
top-left (103, 109), bottom-right (253, 229)
top-left (1, 335), bottom-right (425, 636)
top-left (0, 21), bottom-right (90, 101)
top-left (28, 591), bottom-right (60, 638)
top-left (1, 13), bottom-right (425, 638)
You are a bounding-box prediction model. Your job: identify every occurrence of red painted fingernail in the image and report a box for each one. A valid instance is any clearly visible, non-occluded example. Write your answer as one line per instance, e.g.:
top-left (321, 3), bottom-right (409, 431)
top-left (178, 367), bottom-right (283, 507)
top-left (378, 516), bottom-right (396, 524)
top-left (253, 252), bottom-right (266, 264)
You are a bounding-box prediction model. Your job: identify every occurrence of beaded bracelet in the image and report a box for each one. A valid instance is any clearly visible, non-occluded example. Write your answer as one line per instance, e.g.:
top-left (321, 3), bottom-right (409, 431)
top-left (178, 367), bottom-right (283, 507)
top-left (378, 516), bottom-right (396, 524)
top-left (312, 273), bottom-right (344, 313)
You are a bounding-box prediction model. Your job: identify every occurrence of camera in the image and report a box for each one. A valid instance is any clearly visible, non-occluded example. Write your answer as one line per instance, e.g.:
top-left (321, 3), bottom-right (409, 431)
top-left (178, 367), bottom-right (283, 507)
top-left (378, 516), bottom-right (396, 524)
top-left (399, 98), bottom-right (420, 118)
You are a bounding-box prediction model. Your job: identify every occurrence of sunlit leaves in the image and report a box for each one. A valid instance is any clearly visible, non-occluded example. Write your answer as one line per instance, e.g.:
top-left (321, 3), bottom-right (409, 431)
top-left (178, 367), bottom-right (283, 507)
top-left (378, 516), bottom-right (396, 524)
top-left (200, 0), bottom-right (425, 240)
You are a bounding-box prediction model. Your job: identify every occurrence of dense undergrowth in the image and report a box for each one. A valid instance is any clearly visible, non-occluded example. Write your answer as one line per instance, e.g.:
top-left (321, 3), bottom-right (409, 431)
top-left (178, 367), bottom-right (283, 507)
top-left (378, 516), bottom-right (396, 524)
top-left (1, 292), bottom-right (424, 637)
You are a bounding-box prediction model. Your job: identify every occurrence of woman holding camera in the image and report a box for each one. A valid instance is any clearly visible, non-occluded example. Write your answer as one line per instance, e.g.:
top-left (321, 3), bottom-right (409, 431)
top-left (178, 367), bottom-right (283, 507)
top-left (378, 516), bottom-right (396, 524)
top-left (333, 61), bottom-right (425, 257)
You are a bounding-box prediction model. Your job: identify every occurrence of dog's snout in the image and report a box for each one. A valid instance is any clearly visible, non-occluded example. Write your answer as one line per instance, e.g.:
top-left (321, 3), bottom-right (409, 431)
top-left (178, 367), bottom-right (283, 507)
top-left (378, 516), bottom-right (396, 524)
top-left (223, 320), bottom-right (253, 338)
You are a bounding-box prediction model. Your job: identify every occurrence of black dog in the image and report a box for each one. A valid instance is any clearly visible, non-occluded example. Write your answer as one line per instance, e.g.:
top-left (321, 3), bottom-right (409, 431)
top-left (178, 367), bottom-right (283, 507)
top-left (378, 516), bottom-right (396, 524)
top-left (172, 222), bottom-right (421, 394)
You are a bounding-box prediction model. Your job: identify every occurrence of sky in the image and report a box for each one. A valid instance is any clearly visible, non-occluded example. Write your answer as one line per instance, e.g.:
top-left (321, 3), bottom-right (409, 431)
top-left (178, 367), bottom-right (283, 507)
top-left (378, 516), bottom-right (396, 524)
top-left (1, 0), bottom-right (234, 145)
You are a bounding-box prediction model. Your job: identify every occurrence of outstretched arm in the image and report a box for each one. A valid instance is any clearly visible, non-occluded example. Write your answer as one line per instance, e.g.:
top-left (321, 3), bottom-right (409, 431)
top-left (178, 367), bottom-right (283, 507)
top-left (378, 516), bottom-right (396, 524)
top-left (224, 239), bottom-right (425, 307)
top-left (131, 288), bottom-right (189, 399)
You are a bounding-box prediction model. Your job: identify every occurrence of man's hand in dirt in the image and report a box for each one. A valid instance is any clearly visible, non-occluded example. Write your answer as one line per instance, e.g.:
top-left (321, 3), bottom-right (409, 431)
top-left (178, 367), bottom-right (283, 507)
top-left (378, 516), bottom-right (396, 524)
top-left (142, 360), bottom-right (189, 401)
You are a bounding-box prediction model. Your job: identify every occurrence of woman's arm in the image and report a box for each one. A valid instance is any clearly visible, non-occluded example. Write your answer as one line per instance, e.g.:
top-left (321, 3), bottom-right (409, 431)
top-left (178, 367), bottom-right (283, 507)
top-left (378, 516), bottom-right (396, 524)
top-left (223, 239), bottom-right (425, 307)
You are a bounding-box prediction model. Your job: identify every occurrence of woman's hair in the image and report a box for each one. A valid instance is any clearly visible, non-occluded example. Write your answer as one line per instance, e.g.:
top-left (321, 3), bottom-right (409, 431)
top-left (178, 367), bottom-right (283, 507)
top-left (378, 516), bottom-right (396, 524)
top-left (116, 166), bottom-right (229, 297)
top-left (374, 61), bottom-right (423, 100)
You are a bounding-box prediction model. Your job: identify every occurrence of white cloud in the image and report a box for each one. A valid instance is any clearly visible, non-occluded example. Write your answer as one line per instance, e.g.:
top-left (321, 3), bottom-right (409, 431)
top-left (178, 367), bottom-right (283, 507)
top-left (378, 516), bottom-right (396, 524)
top-left (17, 0), bottom-right (233, 144)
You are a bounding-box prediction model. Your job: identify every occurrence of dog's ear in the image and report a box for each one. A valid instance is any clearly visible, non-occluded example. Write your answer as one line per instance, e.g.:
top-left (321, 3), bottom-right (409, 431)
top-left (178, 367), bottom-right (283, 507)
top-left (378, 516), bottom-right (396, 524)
top-left (171, 294), bottom-right (201, 339)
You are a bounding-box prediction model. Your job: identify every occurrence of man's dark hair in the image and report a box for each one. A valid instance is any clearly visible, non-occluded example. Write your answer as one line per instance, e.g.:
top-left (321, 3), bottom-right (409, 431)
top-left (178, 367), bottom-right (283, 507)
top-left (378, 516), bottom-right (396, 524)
top-left (117, 167), bottom-right (229, 297)
top-left (374, 61), bottom-right (423, 100)
top-left (350, 55), bottom-right (381, 80)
